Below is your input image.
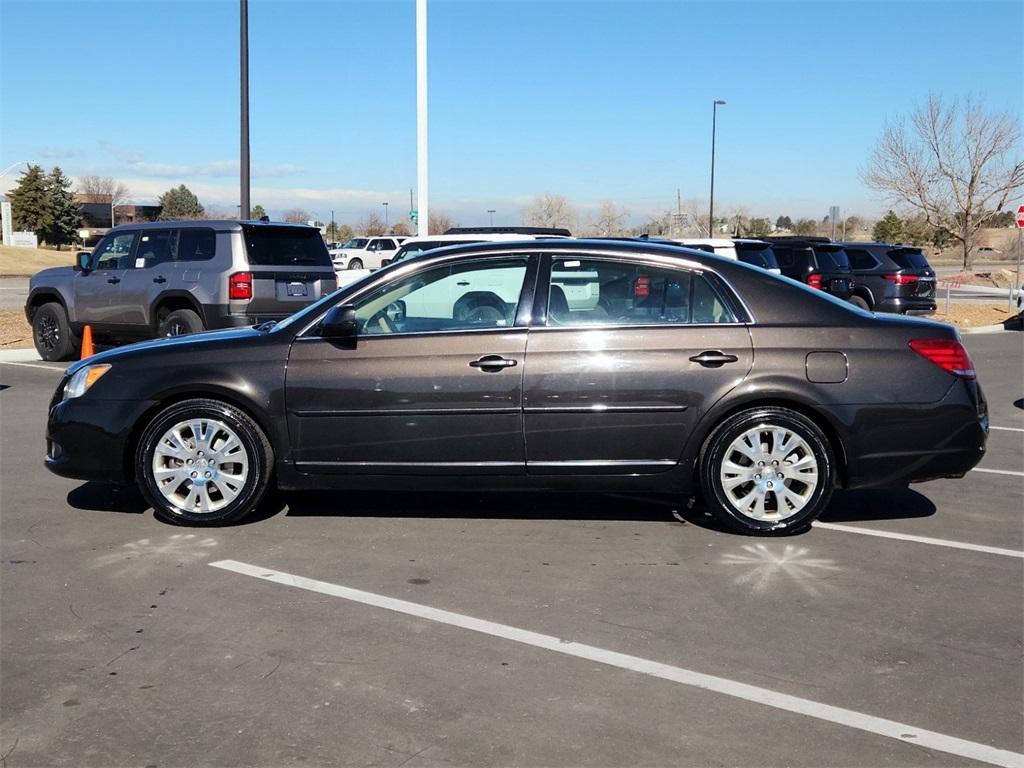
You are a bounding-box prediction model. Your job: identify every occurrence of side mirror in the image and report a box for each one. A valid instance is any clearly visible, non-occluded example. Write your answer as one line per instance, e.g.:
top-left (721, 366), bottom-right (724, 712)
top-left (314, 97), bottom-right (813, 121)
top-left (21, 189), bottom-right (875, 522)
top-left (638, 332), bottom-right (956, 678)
top-left (320, 304), bottom-right (358, 341)
top-left (75, 251), bottom-right (91, 272)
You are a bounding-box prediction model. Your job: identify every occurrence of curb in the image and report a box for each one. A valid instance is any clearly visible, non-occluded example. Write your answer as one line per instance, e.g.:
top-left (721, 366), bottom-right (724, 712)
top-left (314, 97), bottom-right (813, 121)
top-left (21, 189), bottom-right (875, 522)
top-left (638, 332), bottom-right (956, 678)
top-left (959, 323), bottom-right (1015, 335)
top-left (0, 348), bottom-right (41, 362)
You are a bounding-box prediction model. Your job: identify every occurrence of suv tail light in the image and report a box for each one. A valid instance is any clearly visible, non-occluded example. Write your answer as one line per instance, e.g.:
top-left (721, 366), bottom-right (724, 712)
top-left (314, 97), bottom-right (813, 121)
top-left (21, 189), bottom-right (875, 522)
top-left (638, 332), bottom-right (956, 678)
top-left (229, 271), bottom-right (253, 300)
top-left (909, 338), bottom-right (975, 379)
top-left (807, 273), bottom-right (823, 289)
top-left (885, 273), bottom-right (919, 285)
top-left (634, 276), bottom-right (651, 297)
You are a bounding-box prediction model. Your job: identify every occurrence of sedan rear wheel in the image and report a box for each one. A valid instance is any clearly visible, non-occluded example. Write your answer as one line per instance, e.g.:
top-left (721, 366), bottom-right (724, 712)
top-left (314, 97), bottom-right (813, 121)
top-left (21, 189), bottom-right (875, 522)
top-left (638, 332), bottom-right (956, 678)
top-left (136, 399), bottom-right (273, 526)
top-left (700, 407), bottom-right (834, 534)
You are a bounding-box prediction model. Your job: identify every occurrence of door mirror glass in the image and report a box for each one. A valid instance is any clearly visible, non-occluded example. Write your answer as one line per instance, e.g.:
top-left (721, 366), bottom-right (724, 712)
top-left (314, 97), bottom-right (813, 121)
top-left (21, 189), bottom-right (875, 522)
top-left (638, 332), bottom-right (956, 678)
top-left (321, 304), bottom-right (358, 340)
top-left (76, 251), bottom-right (91, 272)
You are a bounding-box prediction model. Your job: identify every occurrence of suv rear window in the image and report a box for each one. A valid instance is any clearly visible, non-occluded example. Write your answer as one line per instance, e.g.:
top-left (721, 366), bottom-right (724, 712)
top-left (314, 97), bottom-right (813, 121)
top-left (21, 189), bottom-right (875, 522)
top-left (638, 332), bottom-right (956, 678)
top-left (735, 243), bottom-right (779, 270)
top-left (889, 249), bottom-right (930, 270)
top-left (243, 225), bottom-right (331, 266)
top-left (815, 247), bottom-right (851, 271)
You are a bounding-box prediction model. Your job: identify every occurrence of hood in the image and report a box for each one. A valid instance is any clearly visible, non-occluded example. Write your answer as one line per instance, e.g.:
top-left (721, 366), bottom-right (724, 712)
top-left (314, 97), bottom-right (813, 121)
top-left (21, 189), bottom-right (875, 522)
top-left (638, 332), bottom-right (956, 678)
top-left (31, 265), bottom-right (76, 285)
top-left (66, 326), bottom-right (263, 375)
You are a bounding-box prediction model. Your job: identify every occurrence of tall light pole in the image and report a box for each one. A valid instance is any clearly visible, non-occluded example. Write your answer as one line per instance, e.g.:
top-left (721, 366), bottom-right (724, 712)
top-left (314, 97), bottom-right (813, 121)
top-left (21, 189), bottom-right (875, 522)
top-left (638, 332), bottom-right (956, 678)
top-left (708, 99), bottom-right (725, 237)
top-left (382, 201), bottom-right (389, 230)
top-left (416, 0), bottom-right (428, 236)
top-left (240, 0), bottom-right (250, 220)
top-left (487, 209), bottom-right (495, 226)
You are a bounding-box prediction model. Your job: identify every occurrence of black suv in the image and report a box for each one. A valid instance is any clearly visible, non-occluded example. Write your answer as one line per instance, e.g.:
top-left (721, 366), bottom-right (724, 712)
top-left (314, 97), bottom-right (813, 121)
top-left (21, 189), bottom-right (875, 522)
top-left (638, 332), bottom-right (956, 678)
top-left (839, 242), bottom-right (937, 314)
top-left (767, 237), bottom-right (855, 301)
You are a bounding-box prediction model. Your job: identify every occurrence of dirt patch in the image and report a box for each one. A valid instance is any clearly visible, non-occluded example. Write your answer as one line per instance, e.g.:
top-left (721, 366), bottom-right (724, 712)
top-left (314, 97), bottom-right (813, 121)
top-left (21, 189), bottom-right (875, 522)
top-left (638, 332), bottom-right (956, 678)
top-left (0, 309), bottom-right (33, 349)
top-left (931, 302), bottom-right (1016, 329)
top-left (942, 269), bottom-right (1019, 289)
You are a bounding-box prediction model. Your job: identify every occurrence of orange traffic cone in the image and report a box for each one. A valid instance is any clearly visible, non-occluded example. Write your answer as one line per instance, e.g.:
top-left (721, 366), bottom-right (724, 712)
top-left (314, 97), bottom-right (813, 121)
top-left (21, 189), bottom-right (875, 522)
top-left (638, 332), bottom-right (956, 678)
top-left (80, 325), bottom-right (94, 359)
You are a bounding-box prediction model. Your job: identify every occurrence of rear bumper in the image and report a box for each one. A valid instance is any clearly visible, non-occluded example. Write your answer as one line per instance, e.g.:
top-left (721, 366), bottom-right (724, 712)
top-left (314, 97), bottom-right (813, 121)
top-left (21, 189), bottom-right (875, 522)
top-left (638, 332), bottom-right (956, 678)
top-left (202, 304), bottom-right (290, 330)
top-left (825, 380), bottom-right (987, 489)
top-left (877, 296), bottom-right (937, 315)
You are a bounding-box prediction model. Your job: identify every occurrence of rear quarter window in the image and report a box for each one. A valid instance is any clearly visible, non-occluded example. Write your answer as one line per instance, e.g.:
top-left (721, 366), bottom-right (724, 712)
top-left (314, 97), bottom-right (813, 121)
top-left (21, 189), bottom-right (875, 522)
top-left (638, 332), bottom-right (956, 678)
top-left (175, 228), bottom-right (217, 262)
top-left (846, 248), bottom-right (880, 271)
top-left (243, 226), bottom-right (332, 266)
top-left (889, 249), bottom-right (931, 270)
top-left (815, 248), bottom-right (851, 271)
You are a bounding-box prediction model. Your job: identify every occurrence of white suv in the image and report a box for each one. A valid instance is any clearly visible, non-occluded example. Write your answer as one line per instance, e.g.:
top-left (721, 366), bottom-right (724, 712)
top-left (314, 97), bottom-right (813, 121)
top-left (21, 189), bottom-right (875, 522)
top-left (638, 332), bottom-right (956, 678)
top-left (674, 238), bottom-right (782, 274)
top-left (330, 236), bottom-right (406, 271)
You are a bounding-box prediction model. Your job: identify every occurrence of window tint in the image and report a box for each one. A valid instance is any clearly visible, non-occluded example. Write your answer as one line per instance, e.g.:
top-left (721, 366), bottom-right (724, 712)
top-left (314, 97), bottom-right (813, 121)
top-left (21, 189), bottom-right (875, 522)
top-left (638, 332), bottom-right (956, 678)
top-left (92, 232), bottom-right (137, 269)
top-left (735, 243), bottom-right (779, 270)
top-left (176, 228), bottom-right (217, 262)
top-left (546, 258), bottom-right (735, 326)
top-left (391, 240), bottom-right (483, 264)
top-left (889, 249), bottom-right (930, 270)
top-left (136, 229), bottom-right (176, 266)
top-left (242, 225), bottom-right (330, 266)
top-left (815, 248), bottom-right (850, 271)
top-left (378, 239), bottom-right (396, 251)
top-left (772, 246), bottom-right (795, 268)
top-left (342, 238), bottom-right (369, 249)
top-left (351, 257), bottom-right (529, 335)
top-left (846, 248), bottom-right (879, 271)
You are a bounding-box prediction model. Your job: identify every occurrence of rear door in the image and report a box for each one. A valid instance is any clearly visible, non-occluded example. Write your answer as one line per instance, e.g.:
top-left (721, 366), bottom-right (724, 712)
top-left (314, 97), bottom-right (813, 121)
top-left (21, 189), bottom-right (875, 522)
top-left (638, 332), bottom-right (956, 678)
top-left (241, 225), bottom-right (338, 319)
top-left (522, 254), bottom-right (753, 474)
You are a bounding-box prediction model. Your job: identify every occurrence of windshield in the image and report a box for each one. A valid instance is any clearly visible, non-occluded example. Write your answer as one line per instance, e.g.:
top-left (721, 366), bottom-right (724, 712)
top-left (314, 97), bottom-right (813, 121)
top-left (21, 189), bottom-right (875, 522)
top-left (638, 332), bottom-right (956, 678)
top-left (342, 238), bottom-right (369, 249)
top-left (391, 239), bottom-right (484, 264)
top-left (735, 243), bottom-right (779, 270)
top-left (242, 225), bottom-right (332, 266)
top-left (889, 249), bottom-right (931, 270)
top-left (815, 247), bottom-right (851, 271)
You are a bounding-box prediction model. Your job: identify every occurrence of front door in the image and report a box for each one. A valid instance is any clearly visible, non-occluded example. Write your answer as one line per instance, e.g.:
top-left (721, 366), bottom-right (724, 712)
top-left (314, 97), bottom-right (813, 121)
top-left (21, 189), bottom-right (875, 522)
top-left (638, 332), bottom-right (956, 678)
top-left (73, 230), bottom-right (138, 327)
top-left (523, 254), bottom-right (753, 474)
top-left (285, 253), bottom-right (536, 474)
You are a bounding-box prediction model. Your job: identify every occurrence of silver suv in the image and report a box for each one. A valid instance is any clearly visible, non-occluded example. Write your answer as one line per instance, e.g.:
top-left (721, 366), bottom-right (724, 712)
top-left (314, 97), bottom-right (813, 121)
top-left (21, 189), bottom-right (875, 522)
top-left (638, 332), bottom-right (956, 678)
top-left (26, 220), bottom-right (338, 361)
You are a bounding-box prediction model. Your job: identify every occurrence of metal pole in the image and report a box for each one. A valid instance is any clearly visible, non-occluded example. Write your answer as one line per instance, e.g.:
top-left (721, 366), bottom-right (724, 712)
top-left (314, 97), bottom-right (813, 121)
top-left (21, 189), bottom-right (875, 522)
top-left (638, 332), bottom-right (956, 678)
top-left (709, 100), bottom-right (725, 237)
top-left (946, 284), bottom-right (951, 315)
top-left (488, 209), bottom-right (495, 226)
top-left (1012, 227), bottom-right (1022, 313)
top-left (383, 202), bottom-right (389, 229)
top-left (240, 0), bottom-right (250, 219)
top-left (416, 0), bottom-right (428, 236)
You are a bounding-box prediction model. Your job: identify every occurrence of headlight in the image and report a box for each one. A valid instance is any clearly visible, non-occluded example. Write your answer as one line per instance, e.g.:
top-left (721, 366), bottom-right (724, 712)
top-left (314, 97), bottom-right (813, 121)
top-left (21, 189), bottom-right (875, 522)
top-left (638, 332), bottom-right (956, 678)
top-left (64, 364), bottom-right (111, 400)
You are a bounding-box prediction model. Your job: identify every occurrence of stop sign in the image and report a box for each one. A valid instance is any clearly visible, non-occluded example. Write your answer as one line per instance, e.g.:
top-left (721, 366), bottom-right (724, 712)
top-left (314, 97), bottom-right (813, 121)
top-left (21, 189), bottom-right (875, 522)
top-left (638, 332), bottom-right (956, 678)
top-left (1017, 204), bottom-right (1024, 228)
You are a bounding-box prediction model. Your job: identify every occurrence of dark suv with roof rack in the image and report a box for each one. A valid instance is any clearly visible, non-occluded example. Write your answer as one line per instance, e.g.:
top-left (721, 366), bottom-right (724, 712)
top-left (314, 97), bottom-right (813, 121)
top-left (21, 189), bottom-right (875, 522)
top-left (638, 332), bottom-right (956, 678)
top-left (767, 237), bottom-right (855, 301)
top-left (840, 242), bottom-right (937, 314)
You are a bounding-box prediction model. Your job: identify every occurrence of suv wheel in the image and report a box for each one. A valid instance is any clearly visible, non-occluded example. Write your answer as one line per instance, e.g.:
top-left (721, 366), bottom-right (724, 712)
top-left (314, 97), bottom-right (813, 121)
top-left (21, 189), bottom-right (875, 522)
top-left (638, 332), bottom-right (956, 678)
top-left (32, 302), bottom-right (79, 361)
top-left (849, 295), bottom-right (871, 311)
top-left (699, 407), bottom-right (835, 535)
top-left (347, 258), bottom-right (364, 270)
top-left (136, 399), bottom-right (273, 526)
top-left (158, 308), bottom-right (204, 337)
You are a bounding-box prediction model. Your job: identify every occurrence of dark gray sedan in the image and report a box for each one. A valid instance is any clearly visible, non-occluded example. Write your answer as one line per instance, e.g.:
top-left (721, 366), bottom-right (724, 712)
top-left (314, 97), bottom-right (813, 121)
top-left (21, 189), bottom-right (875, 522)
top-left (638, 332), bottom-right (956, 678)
top-left (44, 240), bottom-right (987, 534)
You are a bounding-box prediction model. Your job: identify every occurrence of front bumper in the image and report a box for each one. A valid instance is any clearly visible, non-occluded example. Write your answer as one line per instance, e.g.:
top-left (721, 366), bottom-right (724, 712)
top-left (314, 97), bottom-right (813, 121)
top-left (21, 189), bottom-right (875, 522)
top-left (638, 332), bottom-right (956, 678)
top-left (45, 390), bottom-right (155, 483)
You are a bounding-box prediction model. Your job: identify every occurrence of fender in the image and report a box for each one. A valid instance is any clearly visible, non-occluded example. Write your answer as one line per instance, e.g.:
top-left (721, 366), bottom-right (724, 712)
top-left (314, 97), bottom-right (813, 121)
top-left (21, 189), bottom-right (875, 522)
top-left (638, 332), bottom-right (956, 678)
top-left (852, 283), bottom-right (876, 308)
top-left (25, 287), bottom-right (71, 324)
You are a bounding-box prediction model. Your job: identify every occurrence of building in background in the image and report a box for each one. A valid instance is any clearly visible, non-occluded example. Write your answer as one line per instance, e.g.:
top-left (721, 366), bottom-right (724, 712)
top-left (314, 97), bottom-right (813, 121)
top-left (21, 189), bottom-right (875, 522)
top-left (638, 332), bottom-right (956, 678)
top-left (75, 194), bottom-right (161, 245)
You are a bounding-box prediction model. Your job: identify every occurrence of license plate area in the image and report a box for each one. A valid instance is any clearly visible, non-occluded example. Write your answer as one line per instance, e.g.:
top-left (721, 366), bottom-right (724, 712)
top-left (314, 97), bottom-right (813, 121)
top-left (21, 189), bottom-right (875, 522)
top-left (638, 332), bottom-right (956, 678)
top-left (285, 281), bottom-right (308, 297)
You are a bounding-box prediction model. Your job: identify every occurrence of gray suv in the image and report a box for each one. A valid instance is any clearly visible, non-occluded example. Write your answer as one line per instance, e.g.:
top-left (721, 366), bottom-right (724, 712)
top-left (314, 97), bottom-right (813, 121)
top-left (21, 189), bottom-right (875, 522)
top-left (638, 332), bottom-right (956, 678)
top-left (26, 220), bottom-right (338, 361)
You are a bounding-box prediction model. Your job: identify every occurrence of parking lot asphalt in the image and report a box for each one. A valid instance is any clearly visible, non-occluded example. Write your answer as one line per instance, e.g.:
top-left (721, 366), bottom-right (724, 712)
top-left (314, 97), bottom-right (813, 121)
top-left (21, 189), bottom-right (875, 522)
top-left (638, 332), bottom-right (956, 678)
top-left (1, 333), bottom-right (1021, 767)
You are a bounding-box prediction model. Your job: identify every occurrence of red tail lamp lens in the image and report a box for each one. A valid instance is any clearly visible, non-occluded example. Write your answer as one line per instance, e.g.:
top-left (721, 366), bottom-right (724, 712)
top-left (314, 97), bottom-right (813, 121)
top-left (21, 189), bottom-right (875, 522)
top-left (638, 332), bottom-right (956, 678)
top-left (884, 273), bottom-right (919, 285)
top-left (807, 273), bottom-right (823, 289)
top-left (909, 338), bottom-right (975, 379)
top-left (229, 271), bottom-right (252, 300)
top-left (634, 276), bottom-right (651, 297)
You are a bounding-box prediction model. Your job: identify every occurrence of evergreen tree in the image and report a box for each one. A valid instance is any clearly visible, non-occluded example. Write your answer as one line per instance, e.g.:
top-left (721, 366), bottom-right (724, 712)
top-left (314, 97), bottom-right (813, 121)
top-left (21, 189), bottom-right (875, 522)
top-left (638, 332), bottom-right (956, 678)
top-left (775, 215), bottom-right (792, 230)
top-left (7, 164), bottom-right (49, 239)
top-left (250, 204), bottom-right (267, 220)
top-left (872, 210), bottom-right (905, 243)
top-left (44, 167), bottom-right (81, 248)
top-left (158, 185), bottom-right (205, 220)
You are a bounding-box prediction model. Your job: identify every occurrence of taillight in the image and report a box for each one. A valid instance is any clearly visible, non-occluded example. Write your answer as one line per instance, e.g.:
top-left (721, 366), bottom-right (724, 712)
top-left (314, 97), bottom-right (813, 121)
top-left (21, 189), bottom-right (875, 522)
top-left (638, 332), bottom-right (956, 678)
top-left (807, 273), bottom-right (823, 289)
top-left (909, 338), bottom-right (976, 379)
top-left (229, 271), bottom-right (252, 300)
top-left (634, 276), bottom-right (651, 297)
top-left (884, 273), bottom-right (919, 285)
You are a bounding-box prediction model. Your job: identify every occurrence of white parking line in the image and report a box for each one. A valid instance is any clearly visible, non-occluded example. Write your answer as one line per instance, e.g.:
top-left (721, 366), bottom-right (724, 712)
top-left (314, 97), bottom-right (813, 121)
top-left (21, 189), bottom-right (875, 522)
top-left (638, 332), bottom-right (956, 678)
top-left (0, 361), bottom-right (63, 371)
top-left (814, 522), bottom-right (1023, 558)
top-left (209, 559), bottom-right (1024, 768)
top-left (972, 467), bottom-right (1024, 478)
top-left (989, 426), bottom-right (1024, 433)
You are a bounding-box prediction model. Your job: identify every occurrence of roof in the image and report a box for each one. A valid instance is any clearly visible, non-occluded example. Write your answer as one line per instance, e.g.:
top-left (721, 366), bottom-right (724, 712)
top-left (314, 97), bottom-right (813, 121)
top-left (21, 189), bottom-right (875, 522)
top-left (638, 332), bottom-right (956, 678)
top-left (445, 226), bottom-right (572, 237)
top-left (108, 219), bottom-right (318, 232)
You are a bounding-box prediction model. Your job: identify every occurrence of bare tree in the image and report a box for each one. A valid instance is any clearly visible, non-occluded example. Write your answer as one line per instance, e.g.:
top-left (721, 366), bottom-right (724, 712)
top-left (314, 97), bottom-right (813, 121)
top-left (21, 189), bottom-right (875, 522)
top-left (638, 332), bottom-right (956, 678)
top-left (390, 220), bottom-right (411, 236)
top-left (358, 211), bottom-right (386, 236)
top-left (522, 193), bottom-right (577, 231)
top-left (428, 210), bottom-right (455, 235)
top-left (283, 208), bottom-right (311, 224)
top-left (76, 175), bottom-right (130, 226)
top-left (862, 94), bottom-right (1024, 269)
top-left (591, 201), bottom-right (629, 236)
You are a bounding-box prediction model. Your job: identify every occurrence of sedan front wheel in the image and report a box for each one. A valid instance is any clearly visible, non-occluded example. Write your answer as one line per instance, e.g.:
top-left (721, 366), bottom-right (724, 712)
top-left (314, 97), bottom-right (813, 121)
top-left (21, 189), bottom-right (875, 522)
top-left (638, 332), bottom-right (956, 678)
top-left (136, 399), bottom-right (273, 526)
top-left (699, 407), bottom-right (835, 534)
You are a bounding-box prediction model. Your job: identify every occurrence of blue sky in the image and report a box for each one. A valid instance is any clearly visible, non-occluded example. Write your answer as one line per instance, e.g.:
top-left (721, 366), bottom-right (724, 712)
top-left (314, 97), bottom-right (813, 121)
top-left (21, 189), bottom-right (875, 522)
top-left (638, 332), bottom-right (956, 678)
top-left (2, 0), bottom-right (1021, 225)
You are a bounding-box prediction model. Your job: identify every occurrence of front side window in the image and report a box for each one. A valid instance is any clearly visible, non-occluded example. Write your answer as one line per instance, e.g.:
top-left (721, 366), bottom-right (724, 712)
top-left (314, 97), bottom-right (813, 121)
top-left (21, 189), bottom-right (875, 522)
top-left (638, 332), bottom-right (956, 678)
top-left (343, 238), bottom-right (369, 249)
top-left (545, 257), bottom-right (736, 326)
top-left (92, 232), bottom-right (138, 269)
top-left (349, 257), bottom-right (529, 336)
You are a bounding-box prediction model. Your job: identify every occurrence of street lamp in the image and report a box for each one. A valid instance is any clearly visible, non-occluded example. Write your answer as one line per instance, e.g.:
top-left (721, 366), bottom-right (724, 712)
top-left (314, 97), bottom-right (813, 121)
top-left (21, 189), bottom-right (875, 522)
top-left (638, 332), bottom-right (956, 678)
top-left (708, 99), bottom-right (726, 237)
top-left (487, 209), bottom-right (496, 226)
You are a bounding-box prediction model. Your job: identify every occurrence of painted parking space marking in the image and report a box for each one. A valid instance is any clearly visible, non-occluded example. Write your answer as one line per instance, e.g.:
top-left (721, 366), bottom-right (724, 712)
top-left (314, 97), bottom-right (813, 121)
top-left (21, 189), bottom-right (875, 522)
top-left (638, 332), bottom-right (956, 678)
top-left (0, 361), bottom-right (64, 372)
top-left (815, 522), bottom-right (1023, 558)
top-left (209, 559), bottom-right (1023, 768)
top-left (989, 425), bottom-right (1024, 433)
top-left (971, 467), bottom-right (1024, 478)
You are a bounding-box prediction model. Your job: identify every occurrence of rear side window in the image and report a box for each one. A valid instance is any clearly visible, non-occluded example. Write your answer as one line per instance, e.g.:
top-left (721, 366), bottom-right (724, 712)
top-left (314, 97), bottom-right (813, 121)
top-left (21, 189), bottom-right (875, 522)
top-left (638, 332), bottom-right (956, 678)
top-left (176, 228), bottom-right (217, 262)
top-left (889, 249), bottom-right (930, 270)
top-left (137, 230), bottom-right (176, 265)
top-left (772, 246), bottom-right (795, 268)
top-left (846, 248), bottom-right (880, 271)
top-left (243, 225), bottom-right (331, 266)
top-left (815, 248), bottom-right (850, 271)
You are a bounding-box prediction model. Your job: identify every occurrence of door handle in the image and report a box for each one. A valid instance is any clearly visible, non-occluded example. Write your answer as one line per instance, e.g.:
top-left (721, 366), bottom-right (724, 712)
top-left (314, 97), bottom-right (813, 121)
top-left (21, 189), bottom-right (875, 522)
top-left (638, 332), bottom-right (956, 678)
top-left (153, 275), bottom-right (167, 284)
top-left (107, 276), bottom-right (121, 284)
top-left (456, 281), bottom-right (471, 287)
top-left (469, 355), bottom-right (517, 371)
top-left (689, 350), bottom-right (738, 367)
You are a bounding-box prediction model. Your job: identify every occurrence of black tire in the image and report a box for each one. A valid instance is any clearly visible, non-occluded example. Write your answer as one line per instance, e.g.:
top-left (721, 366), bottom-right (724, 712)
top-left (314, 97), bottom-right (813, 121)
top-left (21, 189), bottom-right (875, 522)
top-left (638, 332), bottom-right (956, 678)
top-left (135, 398), bottom-right (273, 526)
top-left (32, 302), bottom-right (79, 361)
top-left (849, 295), bottom-right (871, 311)
top-left (158, 308), bottom-right (204, 337)
top-left (347, 258), bottom-right (364, 270)
top-left (699, 406), bottom-right (835, 535)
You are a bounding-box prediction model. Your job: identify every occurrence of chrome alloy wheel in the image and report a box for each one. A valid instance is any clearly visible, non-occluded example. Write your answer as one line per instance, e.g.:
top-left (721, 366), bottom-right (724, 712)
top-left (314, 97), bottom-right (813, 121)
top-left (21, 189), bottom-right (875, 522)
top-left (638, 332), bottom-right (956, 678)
top-left (718, 424), bottom-right (819, 522)
top-left (151, 418), bottom-right (250, 514)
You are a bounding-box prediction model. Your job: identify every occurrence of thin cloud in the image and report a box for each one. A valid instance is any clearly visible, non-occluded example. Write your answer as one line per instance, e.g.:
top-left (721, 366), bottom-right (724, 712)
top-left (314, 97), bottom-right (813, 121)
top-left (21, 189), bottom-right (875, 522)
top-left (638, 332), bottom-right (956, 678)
top-left (40, 146), bottom-right (77, 159)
